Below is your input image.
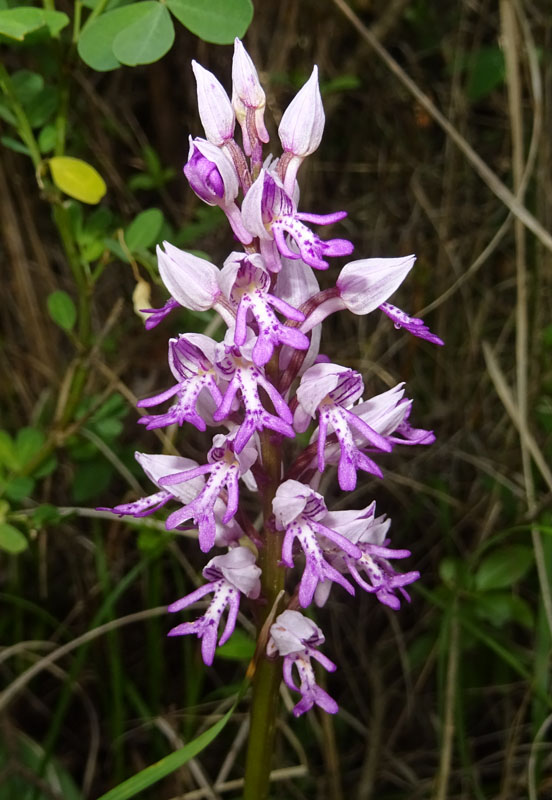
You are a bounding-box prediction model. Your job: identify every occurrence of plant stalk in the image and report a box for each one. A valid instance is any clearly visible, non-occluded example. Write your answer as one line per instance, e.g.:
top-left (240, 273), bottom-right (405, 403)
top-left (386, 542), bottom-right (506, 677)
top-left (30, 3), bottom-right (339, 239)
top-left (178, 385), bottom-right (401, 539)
top-left (243, 423), bottom-right (285, 800)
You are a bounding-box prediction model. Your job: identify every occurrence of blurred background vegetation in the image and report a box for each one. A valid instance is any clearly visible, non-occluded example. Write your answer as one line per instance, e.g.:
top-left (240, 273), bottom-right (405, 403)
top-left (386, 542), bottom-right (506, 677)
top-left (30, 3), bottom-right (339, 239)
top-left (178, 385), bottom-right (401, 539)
top-left (0, 0), bottom-right (551, 798)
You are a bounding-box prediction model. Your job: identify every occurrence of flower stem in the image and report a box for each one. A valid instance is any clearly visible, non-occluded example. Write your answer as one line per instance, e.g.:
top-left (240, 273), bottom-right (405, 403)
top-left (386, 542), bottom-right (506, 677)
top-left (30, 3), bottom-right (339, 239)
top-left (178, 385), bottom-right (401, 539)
top-left (243, 424), bottom-right (285, 800)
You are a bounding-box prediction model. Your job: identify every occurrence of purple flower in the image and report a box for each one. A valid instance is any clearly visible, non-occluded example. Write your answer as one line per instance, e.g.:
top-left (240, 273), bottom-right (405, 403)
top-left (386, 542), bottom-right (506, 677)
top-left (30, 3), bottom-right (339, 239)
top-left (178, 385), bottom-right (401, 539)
top-left (168, 547), bottom-right (261, 665)
top-left (319, 506), bottom-right (420, 609)
top-left (192, 60), bottom-right (235, 146)
top-left (219, 252), bottom-right (309, 366)
top-left (156, 242), bottom-right (221, 312)
top-left (267, 610), bottom-right (337, 716)
top-left (299, 256), bottom-right (442, 347)
top-left (142, 297), bottom-right (180, 330)
top-left (159, 434), bottom-right (257, 553)
top-left (183, 137), bottom-right (252, 245)
top-left (232, 38), bottom-right (269, 161)
top-left (241, 170), bottom-right (353, 272)
top-left (277, 67), bottom-right (324, 195)
top-left (294, 363), bottom-right (393, 491)
top-left (98, 452), bottom-right (204, 518)
top-left (273, 480), bottom-right (361, 607)
top-left (379, 302), bottom-right (444, 345)
top-left (137, 334), bottom-right (222, 431)
top-left (214, 341), bottom-right (295, 452)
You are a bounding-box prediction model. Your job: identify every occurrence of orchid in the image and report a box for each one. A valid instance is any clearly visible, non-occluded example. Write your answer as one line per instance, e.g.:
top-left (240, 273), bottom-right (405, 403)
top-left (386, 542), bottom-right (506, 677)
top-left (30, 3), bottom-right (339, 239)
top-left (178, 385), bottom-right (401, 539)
top-left (268, 610), bottom-right (338, 716)
top-left (103, 40), bottom-right (442, 764)
top-left (168, 547), bottom-right (261, 665)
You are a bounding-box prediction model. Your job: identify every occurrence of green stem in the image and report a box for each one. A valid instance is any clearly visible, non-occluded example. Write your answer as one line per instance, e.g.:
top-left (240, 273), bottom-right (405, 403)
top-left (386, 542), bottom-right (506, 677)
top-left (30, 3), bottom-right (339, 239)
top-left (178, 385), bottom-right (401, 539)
top-left (243, 427), bottom-right (285, 800)
top-left (72, 0), bottom-right (82, 43)
top-left (0, 64), bottom-right (41, 167)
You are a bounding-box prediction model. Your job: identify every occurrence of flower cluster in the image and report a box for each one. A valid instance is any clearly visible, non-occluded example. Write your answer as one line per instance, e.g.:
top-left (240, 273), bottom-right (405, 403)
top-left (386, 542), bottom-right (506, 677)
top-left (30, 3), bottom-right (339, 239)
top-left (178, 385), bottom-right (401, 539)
top-left (103, 40), bottom-right (442, 718)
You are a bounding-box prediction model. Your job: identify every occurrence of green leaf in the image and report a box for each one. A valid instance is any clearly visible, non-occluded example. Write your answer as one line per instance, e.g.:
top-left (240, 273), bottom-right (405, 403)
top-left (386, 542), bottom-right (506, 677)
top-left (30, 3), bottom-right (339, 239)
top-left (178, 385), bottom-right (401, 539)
top-left (0, 135), bottom-right (31, 156)
top-left (104, 237), bottom-right (129, 262)
top-left (166, 0), bottom-right (253, 44)
top-left (321, 74), bottom-right (362, 95)
top-left (72, 460), bottom-right (114, 503)
top-left (49, 157), bottom-right (107, 204)
top-left (0, 432), bottom-right (15, 469)
top-left (466, 46), bottom-right (505, 102)
top-left (475, 545), bottom-right (534, 591)
top-left (91, 392), bottom-right (128, 421)
top-left (125, 208), bottom-right (164, 251)
top-left (4, 476), bottom-right (35, 501)
top-left (33, 454), bottom-right (57, 479)
top-left (0, 731), bottom-right (84, 799)
top-left (95, 694), bottom-right (239, 800)
top-left (47, 290), bottom-right (77, 332)
top-left (217, 629), bottom-right (255, 660)
top-left (9, 72), bottom-right (58, 129)
top-left (11, 70), bottom-right (43, 105)
top-left (82, 0), bottom-right (134, 8)
top-left (15, 427), bottom-right (45, 468)
top-left (38, 123), bottom-right (57, 153)
top-left (0, 523), bottom-right (27, 554)
top-left (77, 206), bottom-right (114, 261)
top-left (32, 503), bottom-right (62, 526)
top-left (113, 3), bottom-right (174, 66)
top-left (78, 2), bottom-right (164, 71)
top-left (137, 526), bottom-right (170, 554)
top-left (0, 8), bottom-right (69, 40)
top-left (473, 592), bottom-right (534, 629)
top-left (0, 100), bottom-right (16, 126)
top-left (26, 86), bottom-right (58, 128)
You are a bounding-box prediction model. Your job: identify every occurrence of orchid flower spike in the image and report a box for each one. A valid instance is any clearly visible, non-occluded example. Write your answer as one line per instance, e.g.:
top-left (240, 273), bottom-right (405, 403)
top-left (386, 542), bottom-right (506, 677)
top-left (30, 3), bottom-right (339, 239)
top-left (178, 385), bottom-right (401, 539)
top-left (102, 42), bottom-right (438, 722)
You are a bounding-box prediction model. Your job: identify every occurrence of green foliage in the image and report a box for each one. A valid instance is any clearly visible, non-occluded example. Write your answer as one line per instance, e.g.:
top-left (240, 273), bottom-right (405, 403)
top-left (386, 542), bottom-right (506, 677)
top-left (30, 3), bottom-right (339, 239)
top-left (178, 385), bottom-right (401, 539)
top-left (166, 0), bottom-right (253, 45)
top-left (217, 628), bottom-right (255, 660)
top-left (127, 145), bottom-right (177, 191)
top-left (0, 7), bottom-right (69, 40)
top-left (47, 290), bottom-right (77, 332)
top-left (0, 521), bottom-right (27, 553)
top-left (474, 545), bottom-right (534, 591)
top-left (465, 47), bottom-right (505, 102)
top-left (125, 208), bottom-right (164, 251)
top-left (78, 0), bottom-right (253, 71)
top-left (95, 694), bottom-right (241, 800)
top-left (0, 731), bottom-right (83, 799)
top-left (111, 3), bottom-right (174, 67)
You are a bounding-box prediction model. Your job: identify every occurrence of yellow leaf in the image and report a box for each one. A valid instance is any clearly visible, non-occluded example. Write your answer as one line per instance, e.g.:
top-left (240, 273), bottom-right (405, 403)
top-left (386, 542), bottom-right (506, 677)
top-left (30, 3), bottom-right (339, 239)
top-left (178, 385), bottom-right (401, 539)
top-left (49, 156), bottom-right (107, 204)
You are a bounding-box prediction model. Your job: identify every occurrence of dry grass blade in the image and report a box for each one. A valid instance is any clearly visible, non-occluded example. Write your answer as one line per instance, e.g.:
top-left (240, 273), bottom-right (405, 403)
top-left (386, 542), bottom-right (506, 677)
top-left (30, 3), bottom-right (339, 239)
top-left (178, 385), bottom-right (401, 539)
top-left (483, 341), bottom-right (552, 641)
top-left (331, 0), bottom-right (552, 253)
top-left (0, 607), bottom-right (167, 713)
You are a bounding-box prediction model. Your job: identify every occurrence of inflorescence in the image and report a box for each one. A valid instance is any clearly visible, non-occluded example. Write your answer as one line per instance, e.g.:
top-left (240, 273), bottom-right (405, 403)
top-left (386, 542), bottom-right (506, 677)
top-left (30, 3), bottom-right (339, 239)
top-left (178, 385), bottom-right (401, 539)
top-left (102, 39), bottom-right (443, 717)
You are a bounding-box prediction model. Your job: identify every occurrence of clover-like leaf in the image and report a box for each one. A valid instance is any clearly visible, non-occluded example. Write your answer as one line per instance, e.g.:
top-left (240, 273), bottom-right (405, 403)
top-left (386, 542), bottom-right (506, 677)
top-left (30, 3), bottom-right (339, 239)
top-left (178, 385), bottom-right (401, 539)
top-left (0, 523), bottom-right (28, 554)
top-left (49, 157), bottom-right (107, 204)
top-left (112, 3), bottom-right (174, 66)
top-left (0, 8), bottom-right (69, 40)
top-left (125, 208), bottom-right (164, 251)
top-left (47, 290), bottom-right (77, 332)
top-left (166, 0), bottom-right (253, 45)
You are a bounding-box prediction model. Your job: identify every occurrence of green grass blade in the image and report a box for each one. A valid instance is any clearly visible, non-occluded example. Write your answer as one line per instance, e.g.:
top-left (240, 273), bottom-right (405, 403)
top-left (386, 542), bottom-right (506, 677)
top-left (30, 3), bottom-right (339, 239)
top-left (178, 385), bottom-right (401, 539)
top-left (95, 689), bottom-right (243, 800)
